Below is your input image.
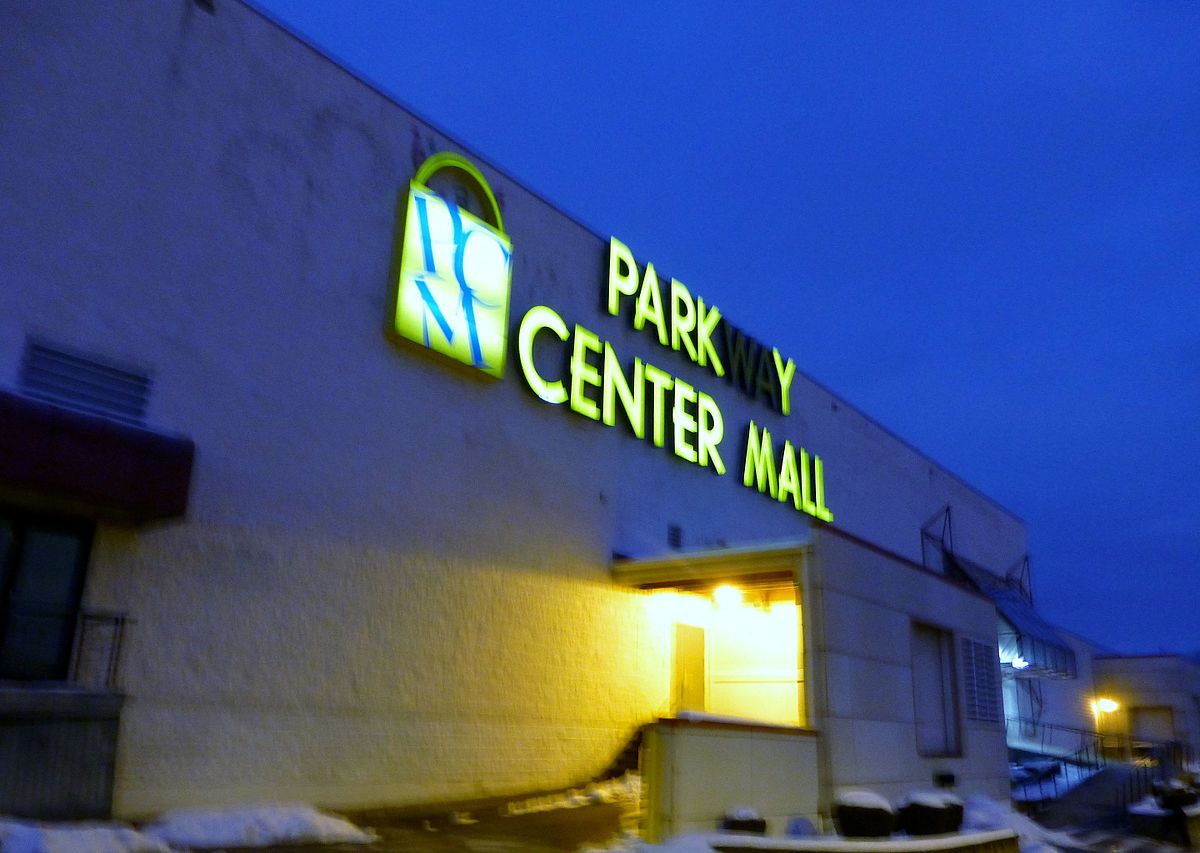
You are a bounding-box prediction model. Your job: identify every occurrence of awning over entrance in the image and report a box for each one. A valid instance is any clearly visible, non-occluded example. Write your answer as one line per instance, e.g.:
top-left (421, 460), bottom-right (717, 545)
top-left (0, 389), bottom-right (194, 523)
top-left (947, 553), bottom-right (1077, 679)
top-left (611, 539), bottom-right (808, 590)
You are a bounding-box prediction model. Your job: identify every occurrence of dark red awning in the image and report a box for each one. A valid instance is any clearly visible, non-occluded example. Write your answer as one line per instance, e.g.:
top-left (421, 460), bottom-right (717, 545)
top-left (0, 389), bottom-right (193, 523)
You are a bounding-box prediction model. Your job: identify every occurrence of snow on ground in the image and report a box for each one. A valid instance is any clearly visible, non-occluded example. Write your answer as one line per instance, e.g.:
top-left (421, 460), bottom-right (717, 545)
top-left (0, 805), bottom-right (376, 852)
top-left (140, 804), bottom-right (376, 849)
top-left (1128, 796), bottom-right (1168, 817)
top-left (583, 794), bottom-right (1078, 853)
top-left (0, 819), bottom-right (170, 853)
top-left (963, 794), bottom-right (1079, 853)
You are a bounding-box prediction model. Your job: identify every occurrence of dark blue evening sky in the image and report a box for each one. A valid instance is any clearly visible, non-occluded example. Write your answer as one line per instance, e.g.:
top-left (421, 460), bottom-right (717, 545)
top-left (250, 1), bottom-right (1199, 655)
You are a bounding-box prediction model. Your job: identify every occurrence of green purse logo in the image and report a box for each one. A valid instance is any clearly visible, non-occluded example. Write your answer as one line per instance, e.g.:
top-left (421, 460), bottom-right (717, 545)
top-left (393, 152), bottom-right (512, 378)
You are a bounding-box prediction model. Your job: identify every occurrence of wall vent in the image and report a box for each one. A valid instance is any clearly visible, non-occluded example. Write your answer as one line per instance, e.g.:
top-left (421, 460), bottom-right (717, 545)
top-left (961, 636), bottom-right (1003, 724)
top-left (19, 340), bottom-right (151, 426)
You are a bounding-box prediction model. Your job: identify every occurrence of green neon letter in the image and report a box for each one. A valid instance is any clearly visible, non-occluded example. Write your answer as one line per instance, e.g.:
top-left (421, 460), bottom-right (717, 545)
top-left (635, 263), bottom-right (669, 347)
top-left (670, 279), bottom-right (698, 362)
top-left (756, 350), bottom-right (779, 410)
top-left (569, 324), bottom-right (603, 421)
top-left (608, 236), bottom-right (638, 317)
top-left (742, 421), bottom-right (778, 499)
top-left (518, 305), bottom-right (569, 404)
top-left (814, 454), bottom-right (834, 522)
top-left (672, 378), bottom-right (699, 464)
top-left (644, 363), bottom-right (674, 448)
top-left (778, 441), bottom-right (801, 510)
top-left (799, 447), bottom-right (819, 516)
top-left (773, 348), bottom-right (796, 416)
top-left (696, 299), bottom-right (725, 377)
top-left (602, 343), bottom-right (645, 439)
top-left (697, 393), bottom-right (726, 475)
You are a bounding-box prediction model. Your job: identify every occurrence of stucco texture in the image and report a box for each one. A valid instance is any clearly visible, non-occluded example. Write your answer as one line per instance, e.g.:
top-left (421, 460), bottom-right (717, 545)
top-left (88, 523), bottom-right (669, 814)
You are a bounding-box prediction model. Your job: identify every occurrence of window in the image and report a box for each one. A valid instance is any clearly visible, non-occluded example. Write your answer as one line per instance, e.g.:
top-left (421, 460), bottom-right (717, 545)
top-left (961, 637), bottom-right (1003, 723)
top-left (0, 510), bottom-right (93, 680)
top-left (912, 622), bottom-right (961, 756)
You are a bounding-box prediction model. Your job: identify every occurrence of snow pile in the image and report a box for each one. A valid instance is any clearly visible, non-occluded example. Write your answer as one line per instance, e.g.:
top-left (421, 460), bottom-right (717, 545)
top-left (0, 819), bottom-right (170, 853)
top-left (898, 791), bottom-right (962, 808)
top-left (141, 804), bottom-right (376, 848)
top-left (833, 789), bottom-right (893, 811)
top-left (1128, 795), bottom-right (1168, 817)
top-left (963, 794), bottom-right (1076, 853)
top-left (675, 711), bottom-right (779, 727)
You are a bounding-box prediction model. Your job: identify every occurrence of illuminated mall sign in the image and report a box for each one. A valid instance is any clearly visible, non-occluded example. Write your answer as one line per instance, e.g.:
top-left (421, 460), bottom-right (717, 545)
top-left (392, 153), bottom-right (833, 524)
top-left (392, 152), bottom-right (512, 378)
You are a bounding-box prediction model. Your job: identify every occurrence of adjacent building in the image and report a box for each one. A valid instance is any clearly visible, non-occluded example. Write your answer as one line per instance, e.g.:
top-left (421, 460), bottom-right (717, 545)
top-left (1093, 655), bottom-right (1200, 765)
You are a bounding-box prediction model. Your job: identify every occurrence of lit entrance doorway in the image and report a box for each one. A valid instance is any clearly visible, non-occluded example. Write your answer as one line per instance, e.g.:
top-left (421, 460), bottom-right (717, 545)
top-left (613, 542), bottom-right (807, 728)
top-left (667, 584), bottom-right (803, 725)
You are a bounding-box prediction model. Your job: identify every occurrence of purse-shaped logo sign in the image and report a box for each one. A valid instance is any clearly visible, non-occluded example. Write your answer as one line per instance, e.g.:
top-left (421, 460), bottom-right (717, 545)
top-left (394, 152), bottom-right (512, 378)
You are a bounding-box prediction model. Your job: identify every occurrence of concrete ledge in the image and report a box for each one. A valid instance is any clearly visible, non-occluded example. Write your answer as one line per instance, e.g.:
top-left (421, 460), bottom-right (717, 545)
top-left (711, 829), bottom-right (1019, 853)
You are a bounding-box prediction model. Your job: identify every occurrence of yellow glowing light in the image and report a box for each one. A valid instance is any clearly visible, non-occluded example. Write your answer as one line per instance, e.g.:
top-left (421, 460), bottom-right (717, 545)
top-left (646, 589), bottom-right (712, 629)
top-left (712, 584), bottom-right (743, 608)
top-left (1092, 698), bottom-right (1119, 714)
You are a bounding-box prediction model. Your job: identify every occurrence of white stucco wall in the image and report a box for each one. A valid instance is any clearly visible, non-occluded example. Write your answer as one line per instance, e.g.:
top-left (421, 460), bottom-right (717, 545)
top-left (87, 524), bottom-right (672, 812)
top-left (2, 0), bottom-right (1028, 815)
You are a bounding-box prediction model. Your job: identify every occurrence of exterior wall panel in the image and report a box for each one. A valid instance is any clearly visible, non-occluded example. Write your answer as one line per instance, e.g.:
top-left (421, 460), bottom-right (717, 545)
top-left (811, 530), bottom-right (1009, 806)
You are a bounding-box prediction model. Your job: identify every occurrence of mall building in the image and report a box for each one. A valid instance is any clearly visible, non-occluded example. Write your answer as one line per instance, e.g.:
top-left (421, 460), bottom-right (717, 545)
top-left (2, 0), bottom-right (1039, 830)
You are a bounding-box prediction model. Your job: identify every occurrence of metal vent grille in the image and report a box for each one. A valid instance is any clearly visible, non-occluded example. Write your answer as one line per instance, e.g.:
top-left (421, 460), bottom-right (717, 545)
top-left (19, 340), bottom-right (150, 425)
top-left (961, 637), bottom-right (1002, 724)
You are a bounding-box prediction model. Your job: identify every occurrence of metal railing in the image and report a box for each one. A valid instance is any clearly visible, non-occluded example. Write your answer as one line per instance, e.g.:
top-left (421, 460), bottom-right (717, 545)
top-left (1007, 716), bottom-right (1105, 760)
top-left (1008, 717), bottom-right (1109, 806)
top-left (1007, 716), bottom-right (1192, 766)
top-left (1117, 740), bottom-right (1195, 814)
top-left (1007, 716), bottom-right (1192, 821)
